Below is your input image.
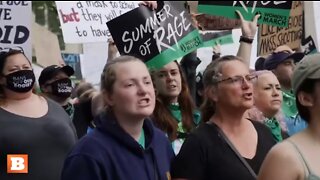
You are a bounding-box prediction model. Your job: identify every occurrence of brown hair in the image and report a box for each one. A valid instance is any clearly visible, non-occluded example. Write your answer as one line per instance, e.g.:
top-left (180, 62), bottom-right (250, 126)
top-left (151, 61), bottom-right (196, 141)
top-left (75, 81), bottom-right (94, 98)
top-left (296, 78), bottom-right (319, 123)
top-left (201, 55), bottom-right (244, 122)
top-left (0, 50), bottom-right (31, 105)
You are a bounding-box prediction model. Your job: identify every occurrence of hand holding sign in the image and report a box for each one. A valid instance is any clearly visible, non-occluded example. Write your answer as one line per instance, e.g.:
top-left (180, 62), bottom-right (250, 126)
top-left (139, 1), bottom-right (157, 11)
top-left (107, 1), bottom-right (203, 70)
top-left (107, 38), bottom-right (118, 61)
top-left (236, 10), bottom-right (260, 39)
top-left (212, 43), bottom-right (221, 54)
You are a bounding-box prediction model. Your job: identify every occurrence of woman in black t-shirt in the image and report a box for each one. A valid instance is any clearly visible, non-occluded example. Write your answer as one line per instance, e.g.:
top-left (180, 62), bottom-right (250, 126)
top-left (171, 56), bottom-right (276, 180)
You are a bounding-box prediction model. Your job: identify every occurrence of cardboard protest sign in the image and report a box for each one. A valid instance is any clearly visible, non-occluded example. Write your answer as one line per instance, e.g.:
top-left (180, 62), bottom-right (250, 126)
top-left (198, 1), bottom-right (292, 27)
top-left (257, 1), bottom-right (303, 56)
top-left (55, 1), bottom-right (139, 43)
top-left (62, 53), bottom-right (83, 80)
top-left (200, 31), bottom-right (233, 48)
top-left (107, 1), bottom-right (203, 70)
top-left (0, 1), bottom-right (32, 59)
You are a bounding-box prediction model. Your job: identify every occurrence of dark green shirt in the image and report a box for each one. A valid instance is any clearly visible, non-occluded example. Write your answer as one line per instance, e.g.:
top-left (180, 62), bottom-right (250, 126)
top-left (168, 103), bottom-right (201, 154)
top-left (264, 117), bottom-right (283, 142)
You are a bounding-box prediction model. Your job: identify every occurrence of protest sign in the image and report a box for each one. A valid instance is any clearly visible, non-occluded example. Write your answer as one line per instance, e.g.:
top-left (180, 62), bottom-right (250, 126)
top-left (82, 42), bottom-right (108, 87)
top-left (107, 1), bottom-right (203, 70)
top-left (55, 1), bottom-right (139, 43)
top-left (302, 35), bottom-right (317, 55)
top-left (300, 7), bottom-right (318, 55)
top-left (200, 31), bottom-right (233, 48)
top-left (0, 1), bottom-right (32, 59)
top-left (198, 1), bottom-right (292, 27)
top-left (62, 53), bottom-right (83, 80)
top-left (257, 1), bottom-right (303, 56)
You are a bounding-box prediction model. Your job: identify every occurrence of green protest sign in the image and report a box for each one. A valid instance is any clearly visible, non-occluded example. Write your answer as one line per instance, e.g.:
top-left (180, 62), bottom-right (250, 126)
top-left (200, 31), bottom-right (233, 48)
top-left (198, 1), bottom-right (293, 27)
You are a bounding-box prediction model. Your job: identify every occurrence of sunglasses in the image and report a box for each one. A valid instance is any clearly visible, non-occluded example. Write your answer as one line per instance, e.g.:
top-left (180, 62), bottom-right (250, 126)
top-left (0, 46), bottom-right (24, 55)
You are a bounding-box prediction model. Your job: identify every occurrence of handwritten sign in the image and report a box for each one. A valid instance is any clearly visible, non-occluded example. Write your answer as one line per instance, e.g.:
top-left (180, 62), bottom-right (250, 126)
top-left (107, 1), bottom-right (203, 70)
top-left (55, 1), bottom-right (139, 43)
top-left (0, 1), bottom-right (32, 59)
top-left (257, 1), bottom-right (303, 56)
top-left (198, 1), bottom-right (292, 27)
top-left (200, 31), bottom-right (233, 48)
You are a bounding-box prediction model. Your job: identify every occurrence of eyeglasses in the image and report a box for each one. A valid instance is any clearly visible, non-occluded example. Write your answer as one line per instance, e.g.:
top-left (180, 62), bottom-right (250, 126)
top-left (0, 46), bottom-right (24, 55)
top-left (217, 74), bottom-right (257, 85)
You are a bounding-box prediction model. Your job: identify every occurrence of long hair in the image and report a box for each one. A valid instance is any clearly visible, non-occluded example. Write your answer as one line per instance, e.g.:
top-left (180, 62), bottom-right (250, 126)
top-left (201, 55), bottom-right (244, 122)
top-left (152, 61), bottom-right (197, 141)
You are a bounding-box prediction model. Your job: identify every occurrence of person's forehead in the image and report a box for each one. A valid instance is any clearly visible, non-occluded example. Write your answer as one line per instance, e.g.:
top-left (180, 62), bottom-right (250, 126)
top-left (221, 61), bottom-right (249, 76)
top-left (115, 61), bottom-right (150, 80)
top-left (159, 61), bottom-right (179, 72)
top-left (281, 58), bottom-right (294, 63)
top-left (257, 73), bottom-right (279, 84)
top-left (5, 54), bottom-right (29, 66)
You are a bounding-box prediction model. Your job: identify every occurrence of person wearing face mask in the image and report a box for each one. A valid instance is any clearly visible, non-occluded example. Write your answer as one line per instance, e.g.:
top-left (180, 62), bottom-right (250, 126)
top-left (0, 49), bottom-right (77, 180)
top-left (38, 65), bottom-right (75, 119)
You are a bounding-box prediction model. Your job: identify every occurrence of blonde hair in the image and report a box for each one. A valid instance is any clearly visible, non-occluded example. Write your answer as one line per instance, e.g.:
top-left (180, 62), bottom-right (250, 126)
top-left (248, 70), bottom-right (287, 131)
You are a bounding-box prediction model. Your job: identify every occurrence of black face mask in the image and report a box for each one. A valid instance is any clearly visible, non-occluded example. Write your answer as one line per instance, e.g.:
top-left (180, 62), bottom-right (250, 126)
top-left (5, 70), bottom-right (35, 93)
top-left (49, 78), bottom-right (72, 98)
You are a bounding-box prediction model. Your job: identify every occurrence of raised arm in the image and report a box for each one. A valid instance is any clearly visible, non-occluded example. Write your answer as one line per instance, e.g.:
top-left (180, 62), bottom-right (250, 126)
top-left (236, 10), bottom-right (260, 67)
top-left (107, 38), bottom-right (118, 62)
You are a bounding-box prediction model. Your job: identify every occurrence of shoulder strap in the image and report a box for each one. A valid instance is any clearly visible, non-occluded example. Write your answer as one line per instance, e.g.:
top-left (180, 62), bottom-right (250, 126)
top-left (287, 140), bottom-right (313, 176)
top-left (207, 122), bottom-right (257, 179)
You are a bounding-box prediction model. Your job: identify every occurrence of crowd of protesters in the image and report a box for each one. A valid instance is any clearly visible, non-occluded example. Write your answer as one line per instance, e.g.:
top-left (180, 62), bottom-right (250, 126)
top-left (1, 1), bottom-right (320, 180)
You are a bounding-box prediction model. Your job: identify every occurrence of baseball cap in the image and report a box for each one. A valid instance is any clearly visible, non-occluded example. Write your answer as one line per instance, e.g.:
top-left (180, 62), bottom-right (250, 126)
top-left (264, 51), bottom-right (305, 70)
top-left (292, 53), bottom-right (320, 95)
top-left (38, 65), bottom-right (74, 86)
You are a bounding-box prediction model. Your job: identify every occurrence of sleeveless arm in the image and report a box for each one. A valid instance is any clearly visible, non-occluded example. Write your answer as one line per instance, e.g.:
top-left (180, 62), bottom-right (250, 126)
top-left (258, 142), bottom-right (304, 180)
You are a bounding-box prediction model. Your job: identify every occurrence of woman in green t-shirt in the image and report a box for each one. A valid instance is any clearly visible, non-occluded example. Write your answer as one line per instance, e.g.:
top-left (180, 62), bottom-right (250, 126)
top-left (151, 61), bottom-right (200, 154)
